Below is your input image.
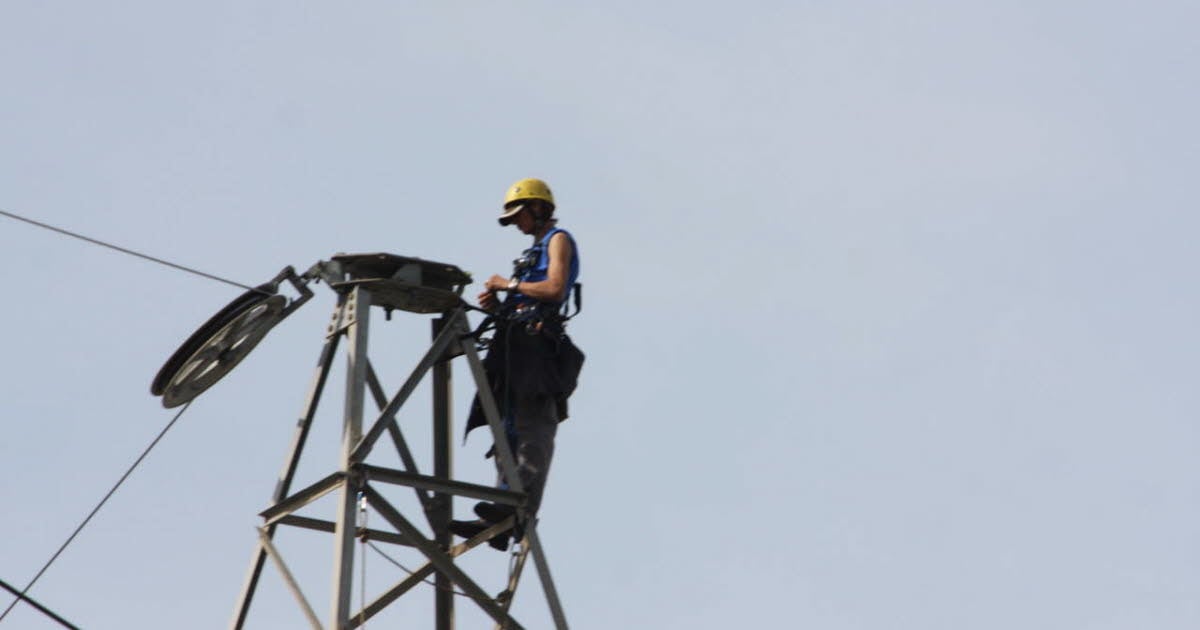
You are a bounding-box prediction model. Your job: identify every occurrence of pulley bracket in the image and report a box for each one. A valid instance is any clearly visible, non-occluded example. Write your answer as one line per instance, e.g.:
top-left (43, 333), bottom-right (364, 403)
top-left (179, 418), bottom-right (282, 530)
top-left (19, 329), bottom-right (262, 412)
top-left (150, 266), bottom-right (313, 408)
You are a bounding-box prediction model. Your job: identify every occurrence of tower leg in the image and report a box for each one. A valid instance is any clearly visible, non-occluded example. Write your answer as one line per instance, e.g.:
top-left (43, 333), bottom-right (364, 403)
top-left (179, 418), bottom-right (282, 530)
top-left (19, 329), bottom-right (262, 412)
top-left (460, 323), bottom-right (570, 629)
top-left (458, 330), bottom-right (525, 497)
top-left (331, 287), bottom-right (371, 630)
top-left (230, 321), bottom-right (342, 630)
top-left (527, 527), bottom-right (569, 630)
top-left (432, 315), bottom-right (454, 630)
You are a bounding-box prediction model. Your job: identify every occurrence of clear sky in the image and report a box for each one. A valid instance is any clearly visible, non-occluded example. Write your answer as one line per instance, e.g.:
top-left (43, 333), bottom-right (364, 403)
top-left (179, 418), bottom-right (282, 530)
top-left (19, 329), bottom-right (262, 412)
top-left (1, 2), bottom-right (1197, 628)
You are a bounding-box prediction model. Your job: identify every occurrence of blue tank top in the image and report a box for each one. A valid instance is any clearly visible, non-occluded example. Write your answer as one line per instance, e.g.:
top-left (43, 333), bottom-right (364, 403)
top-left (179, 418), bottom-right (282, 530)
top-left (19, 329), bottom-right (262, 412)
top-left (512, 227), bottom-right (580, 309)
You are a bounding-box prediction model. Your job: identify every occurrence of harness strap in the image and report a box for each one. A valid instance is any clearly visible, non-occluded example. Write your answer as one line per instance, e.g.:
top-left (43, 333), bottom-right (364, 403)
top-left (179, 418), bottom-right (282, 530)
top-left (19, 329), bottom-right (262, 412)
top-left (560, 283), bottom-right (582, 321)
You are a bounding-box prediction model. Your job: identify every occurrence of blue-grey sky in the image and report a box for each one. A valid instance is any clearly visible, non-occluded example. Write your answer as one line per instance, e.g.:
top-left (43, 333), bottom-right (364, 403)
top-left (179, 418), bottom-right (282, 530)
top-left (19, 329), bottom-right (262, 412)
top-left (2, 2), bottom-right (1197, 628)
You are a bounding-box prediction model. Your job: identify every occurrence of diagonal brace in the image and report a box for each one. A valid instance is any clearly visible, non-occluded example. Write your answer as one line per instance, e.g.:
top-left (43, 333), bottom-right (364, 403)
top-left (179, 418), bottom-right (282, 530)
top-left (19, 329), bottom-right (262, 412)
top-left (350, 308), bottom-right (464, 462)
top-left (460, 333), bottom-right (526, 498)
top-left (365, 361), bottom-right (433, 512)
top-left (259, 472), bottom-right (345, 526)
top-left (257, 528), bottom-right (324, 630)
top-left (362, 487), bottom-right (525, 630)
top-left (361, 464), bottom-right (524, 506)
top-left (350, 516), bottom-right (515, 627)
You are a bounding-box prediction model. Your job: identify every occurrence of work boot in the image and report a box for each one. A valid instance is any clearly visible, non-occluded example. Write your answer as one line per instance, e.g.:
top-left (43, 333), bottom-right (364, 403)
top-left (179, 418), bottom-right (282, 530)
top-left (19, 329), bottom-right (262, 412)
top-left (447, 518), bottom-right (511, 551)
top-left (473, 501), bottom-right (516, 523)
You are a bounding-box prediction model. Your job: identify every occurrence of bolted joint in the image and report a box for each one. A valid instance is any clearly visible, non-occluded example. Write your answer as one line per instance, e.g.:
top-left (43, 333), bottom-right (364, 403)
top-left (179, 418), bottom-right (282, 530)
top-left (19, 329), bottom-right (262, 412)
top-left (347, 465), bottom-right (368, 491)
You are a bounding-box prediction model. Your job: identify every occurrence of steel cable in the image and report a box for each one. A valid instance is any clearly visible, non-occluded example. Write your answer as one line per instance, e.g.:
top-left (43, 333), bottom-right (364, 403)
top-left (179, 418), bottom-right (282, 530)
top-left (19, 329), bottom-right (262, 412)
top-left (0, 208), bottom-right (262, 293)
top-left (0, 577), bottom-right (80, 629)
top-left (0, 402), bottom-right (193, 623)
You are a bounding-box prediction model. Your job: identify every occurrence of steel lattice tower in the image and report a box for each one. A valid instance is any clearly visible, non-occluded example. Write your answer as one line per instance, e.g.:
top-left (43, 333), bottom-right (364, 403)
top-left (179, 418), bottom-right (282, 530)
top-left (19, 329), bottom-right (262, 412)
top-left (154, 253), bottom-right (568, 629)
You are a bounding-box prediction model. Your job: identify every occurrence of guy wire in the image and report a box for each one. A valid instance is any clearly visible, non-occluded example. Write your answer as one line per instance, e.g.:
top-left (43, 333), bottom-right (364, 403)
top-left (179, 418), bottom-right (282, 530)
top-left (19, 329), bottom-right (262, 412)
top-left (0, 402), bottom-right (193, 623)
top-left (0, 208), bottom-right (263, 293)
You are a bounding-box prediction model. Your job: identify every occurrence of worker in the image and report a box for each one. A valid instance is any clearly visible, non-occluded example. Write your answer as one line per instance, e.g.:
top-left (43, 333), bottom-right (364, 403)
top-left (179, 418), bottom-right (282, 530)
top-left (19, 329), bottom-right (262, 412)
top-left (450, 178), bottom-right (584, 550)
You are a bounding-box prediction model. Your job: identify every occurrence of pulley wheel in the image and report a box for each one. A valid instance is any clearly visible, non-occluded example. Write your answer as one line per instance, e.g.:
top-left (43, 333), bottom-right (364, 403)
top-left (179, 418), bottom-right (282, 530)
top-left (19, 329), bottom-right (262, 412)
top-left (152, 288), bottom-right (286, 408)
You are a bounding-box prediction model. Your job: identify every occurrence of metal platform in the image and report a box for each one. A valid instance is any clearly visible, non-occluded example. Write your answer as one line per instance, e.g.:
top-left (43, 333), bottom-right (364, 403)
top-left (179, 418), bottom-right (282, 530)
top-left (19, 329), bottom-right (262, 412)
top-left (326, 253), bottom-right (471, 314)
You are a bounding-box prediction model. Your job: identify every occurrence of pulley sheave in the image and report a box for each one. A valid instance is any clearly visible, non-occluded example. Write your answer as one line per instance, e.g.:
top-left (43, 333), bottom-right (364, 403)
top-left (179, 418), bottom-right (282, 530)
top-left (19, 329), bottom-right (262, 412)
top-left (151, 267), bottom-right (312, 408)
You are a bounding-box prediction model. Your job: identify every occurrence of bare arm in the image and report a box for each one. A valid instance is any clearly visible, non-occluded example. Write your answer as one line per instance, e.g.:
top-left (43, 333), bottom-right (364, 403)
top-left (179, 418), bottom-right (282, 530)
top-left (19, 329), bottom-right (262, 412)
top-left (518, 232), bottom-right (573, 302)
top-left (480, 232), bottom-right (574, 304)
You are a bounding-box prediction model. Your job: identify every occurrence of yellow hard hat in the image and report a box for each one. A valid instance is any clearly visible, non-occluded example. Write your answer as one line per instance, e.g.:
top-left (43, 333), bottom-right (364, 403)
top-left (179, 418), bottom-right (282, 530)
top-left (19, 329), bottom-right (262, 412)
top-left (499, 178), bottom-right (555, 225)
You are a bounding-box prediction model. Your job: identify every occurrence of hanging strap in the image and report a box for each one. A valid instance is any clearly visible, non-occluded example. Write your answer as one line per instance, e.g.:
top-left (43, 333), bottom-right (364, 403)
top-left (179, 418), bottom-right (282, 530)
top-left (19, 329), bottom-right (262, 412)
top-left (560, 283), bottom-right (582, 321)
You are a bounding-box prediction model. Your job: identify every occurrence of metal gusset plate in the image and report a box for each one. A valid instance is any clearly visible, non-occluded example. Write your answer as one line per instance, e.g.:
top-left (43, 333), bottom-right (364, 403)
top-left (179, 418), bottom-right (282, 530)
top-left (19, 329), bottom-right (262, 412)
top-left (152, 291), bottom-right (287, 408)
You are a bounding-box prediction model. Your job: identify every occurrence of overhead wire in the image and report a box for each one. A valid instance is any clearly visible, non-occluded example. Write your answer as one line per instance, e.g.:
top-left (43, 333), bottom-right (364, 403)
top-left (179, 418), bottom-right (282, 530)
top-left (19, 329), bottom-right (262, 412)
top-left (0, 209), bottom-right (241, 623)
top-left (0, 577), bottom-right (80, 630)
top-left (0, 402), bottom-right (193, 623)
top-left (0, 206), bottom-right (525, 621)
top-left (0, 208), bottom-right (263, 293)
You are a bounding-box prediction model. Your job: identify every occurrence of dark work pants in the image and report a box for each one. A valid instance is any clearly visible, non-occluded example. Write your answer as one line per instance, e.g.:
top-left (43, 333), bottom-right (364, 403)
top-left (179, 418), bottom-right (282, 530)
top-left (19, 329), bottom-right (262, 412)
top-left (496, 393), bottom-right (558, 518)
